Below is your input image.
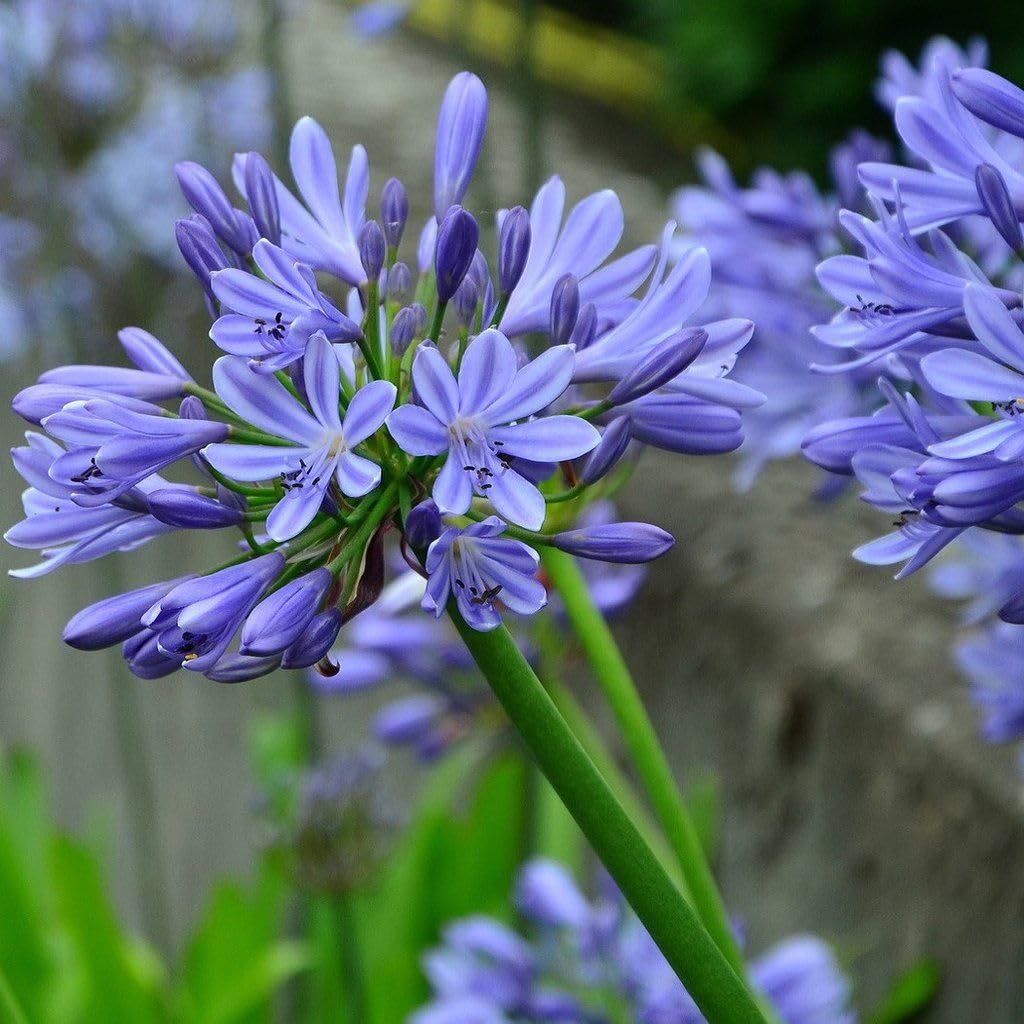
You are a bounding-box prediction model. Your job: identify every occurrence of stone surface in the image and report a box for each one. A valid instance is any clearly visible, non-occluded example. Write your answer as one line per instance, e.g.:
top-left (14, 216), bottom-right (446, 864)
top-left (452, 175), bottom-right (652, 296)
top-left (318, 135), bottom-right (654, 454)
top-left (0, 1), bottom-right (1022, 1017)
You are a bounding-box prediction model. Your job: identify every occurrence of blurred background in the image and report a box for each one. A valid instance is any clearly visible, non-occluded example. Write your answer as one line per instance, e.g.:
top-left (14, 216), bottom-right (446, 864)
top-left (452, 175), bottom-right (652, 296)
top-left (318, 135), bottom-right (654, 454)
top-left (2, 1), bottom-right (1024, 1020)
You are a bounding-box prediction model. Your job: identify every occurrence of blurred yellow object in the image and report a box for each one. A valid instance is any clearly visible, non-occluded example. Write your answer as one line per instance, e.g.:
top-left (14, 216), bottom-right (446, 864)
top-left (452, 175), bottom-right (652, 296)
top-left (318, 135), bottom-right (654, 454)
top-left (408, 0), bottom-right (662, 114)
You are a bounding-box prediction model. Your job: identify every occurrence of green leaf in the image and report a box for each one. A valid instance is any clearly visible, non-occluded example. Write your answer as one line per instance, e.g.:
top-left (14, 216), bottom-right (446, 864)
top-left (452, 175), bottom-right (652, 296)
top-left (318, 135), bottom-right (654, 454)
top-left (200, 943), bottom-right (310, 1024)
top-left (0, 752), bottom-right (59, 1022)
top-left (867, 959), bottom-right (942, 1024)
top-left (684, 775), bottom-right (720, 864)
top-left (179, 863), bottom-right (293, 1024)
top-left (49, 837), bottom-right (166, 1024)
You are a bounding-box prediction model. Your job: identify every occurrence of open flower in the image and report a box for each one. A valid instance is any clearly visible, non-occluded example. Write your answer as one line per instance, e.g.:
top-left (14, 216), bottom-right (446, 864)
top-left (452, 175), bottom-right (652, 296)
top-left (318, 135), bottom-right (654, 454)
top-left (203, 334), bottom-right (395, 541)
top-left (422, 517), bottom-right (546, 631)
top-left (386, 330), bottom-right (599, 529)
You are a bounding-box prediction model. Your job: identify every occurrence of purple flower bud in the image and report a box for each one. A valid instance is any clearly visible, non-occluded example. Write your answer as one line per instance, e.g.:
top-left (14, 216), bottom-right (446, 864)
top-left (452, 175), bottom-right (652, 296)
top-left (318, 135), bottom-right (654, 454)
top-left (374, 695), bottom-right (442, 745)
top-left (434, 71), bottom-right (488, 220)
top-left (435, 206), bottom-right (479, 303)
top-left (175, 161), bottom-right (251, 256)
top-left (179, 395), bottom-right (207, 419)
top-left (952, 68), bottom-right (1024, 140)
top-left (549, 274), bottom-right (580, 347)
top-left (389, 306), bottom-right (419, 356)
top-left (64, 578), bottom-right (188, 651)
top-left (581, 416), bottom-right (632, 485)
top-left (122, 630), bottom-right (181, 680)
top-left (142, 553), bottom-right (285, 672)
top-left (241, 568), bottom-right (333, 656)
top-left (410, 302), bottom-right (429, 334)
top-left (175, 215), bottom-right (228, 300)
top-left (607, 327), bottom-right (708, 406)
top-left (118, 327), bottom-right (191, 380)
top-left (146, 488), bottom-right (244, 529)
top-left (280, 608), bottom-right (344, 669)
top-left (359, 219), bottom-right (387, 283)
top-left (975, 164), bottom-right (1023, 250)
top-left (205, 653), bottom-right (281, 683)
top-left (417, 218), bottom-right (438, 274)
top-left (453, 277), bottom-right (479, 327)
top-left (38, 364), bottom-right (188, 400)
top-left (380, 177), bottom-right (409, 248)
top-left (497, 206), bottom-right (531, 294)
top-left (515, 859), bottom-right (590, 928)
top-left (12, 385), bottom-right (159, 424)
top-left (405, 498), bottom-right (443, 549)
top-left (386, 261), bottom-right (412, 303)
top-left (570, 302), bottom-right (598, 350)
top-left (551, 522), bottom-right (675, 563)
top-left (243, 151), bottom-right (281, 245)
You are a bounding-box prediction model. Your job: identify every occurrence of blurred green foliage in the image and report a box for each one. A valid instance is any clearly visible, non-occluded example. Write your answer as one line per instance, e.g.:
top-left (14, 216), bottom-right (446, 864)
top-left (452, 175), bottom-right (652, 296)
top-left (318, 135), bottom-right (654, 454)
top-left (0, 728), bottom-right (583, 1023)
top-left (548, 0), bottom-right (1024, 177)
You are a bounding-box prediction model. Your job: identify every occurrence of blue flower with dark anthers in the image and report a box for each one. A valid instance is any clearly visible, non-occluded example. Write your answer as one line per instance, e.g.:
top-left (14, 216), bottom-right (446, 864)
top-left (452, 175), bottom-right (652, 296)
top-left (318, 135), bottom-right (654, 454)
top-left (8, 66), bottom-right (765, 677)
top-left (5, 432), bottom-right (175, 579)
top-left (210, 239), bottom-right (363, 372)
top-left (413, 858), bottom-right (856, 1024)
top-left (203, 337), bottom-right (396, 542)
top-left (387, 330), bottom-right (600, 529)
top-left (423, 517), bottom-right (547, 632)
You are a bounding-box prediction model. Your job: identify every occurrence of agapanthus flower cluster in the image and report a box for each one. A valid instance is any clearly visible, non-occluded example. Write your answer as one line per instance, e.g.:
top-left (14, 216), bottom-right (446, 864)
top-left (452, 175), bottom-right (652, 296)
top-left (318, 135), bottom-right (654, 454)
top-left (0, 0), bottom-right (270, 362)
top-left (714, 39), bottom-right (1024, 761)
top-left (7, 70), bottom-right (763, 683)
top-left (673, 130), bottom-right (890, 492)
top-left (412, 858), bottom-right (855, 1024)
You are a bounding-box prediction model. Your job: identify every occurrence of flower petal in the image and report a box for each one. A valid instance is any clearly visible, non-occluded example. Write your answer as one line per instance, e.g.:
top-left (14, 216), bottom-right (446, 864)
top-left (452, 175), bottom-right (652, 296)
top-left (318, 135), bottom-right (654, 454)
top-left (303, 332), bottom-right (342, 429)
top-left (432, 454), bottom-right (473, 514)
top-left (266, 484), bottom-right (324, 541)
top-left (964, 283), bottom-right (1024, 368)
top-left (486, 469), bottom-right (546, 529)
top-left (343, 380), bottom-right (397, 444)
top-left (335, 452), bottom-right (381, 497)
top-left (213, 356), bottom-right (321, 443)
top-left (457, 329), bottom-right (517, 414)
top-left (289, 116), bottom-right (347, 239)
top-left (921, 348), bottom-right (1024, 401)
top-left (489, 416), bottom-right (600, 460)
top-left (201, 443), bottom-right (294, 481)
top-left (412, 345), bottom-right (459, 422)
top-left (386, 405), bottom-right (449, 456)
top-left (481, 345), bottom-right (575, 425)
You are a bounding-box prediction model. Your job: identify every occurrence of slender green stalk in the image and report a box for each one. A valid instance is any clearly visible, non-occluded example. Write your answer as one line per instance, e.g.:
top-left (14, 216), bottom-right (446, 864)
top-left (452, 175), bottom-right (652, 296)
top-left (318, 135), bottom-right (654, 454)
top-left (539, 547), bottom-right (745, 978)
top-left (334, 895), bottom-right (365, 1023)
top-left (333, 892), bottom-right (366, 1019)
top-left (0, 964), bottom-right (28, 1024)
top-left (533, 613), bottom-right (682, 890)
top-left (450, 611), bottom-right (767, 1024)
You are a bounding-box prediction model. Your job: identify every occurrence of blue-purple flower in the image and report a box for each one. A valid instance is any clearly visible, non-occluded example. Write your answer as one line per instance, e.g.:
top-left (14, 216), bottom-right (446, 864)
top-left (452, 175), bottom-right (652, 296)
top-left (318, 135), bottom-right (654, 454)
top-left (8, 64), bottom-right (764, 678)
top-left (203, 336), bottom-right (395, 541)
top-left (387, 330), bottom-right (600, 529)
top-left (413, 858), bottom-right (856, 1024)
top-left (423, 517), bottom-right (547, 631)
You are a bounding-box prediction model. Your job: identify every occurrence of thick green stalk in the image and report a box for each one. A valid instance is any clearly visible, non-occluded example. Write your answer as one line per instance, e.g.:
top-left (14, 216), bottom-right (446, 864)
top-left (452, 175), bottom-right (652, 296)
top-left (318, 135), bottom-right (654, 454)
top-left (450, 611), bottom-right (767, 1024)
top-left (334, 895), bottom-right (365, 1023)
top-left (539, 547), bottom-right (745, 978)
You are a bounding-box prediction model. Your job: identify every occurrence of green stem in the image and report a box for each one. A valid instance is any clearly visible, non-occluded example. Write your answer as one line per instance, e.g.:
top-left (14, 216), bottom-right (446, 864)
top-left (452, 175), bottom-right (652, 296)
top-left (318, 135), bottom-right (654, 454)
top-left (326, 481), bottom-right (400, 574)
top-left (335, 895), bottom-right (365, 1023)
top-left (450, 612), bottom-right (766, 1024)
top-left (539, 547), bottom-right (746, 979)
top-left (0, 963), bottom-right (28, 1024)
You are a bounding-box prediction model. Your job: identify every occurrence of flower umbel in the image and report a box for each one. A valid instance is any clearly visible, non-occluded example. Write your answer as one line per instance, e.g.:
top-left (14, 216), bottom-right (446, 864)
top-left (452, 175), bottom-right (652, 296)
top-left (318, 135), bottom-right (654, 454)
top-left (7, 69), bottom-right (762, 677)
